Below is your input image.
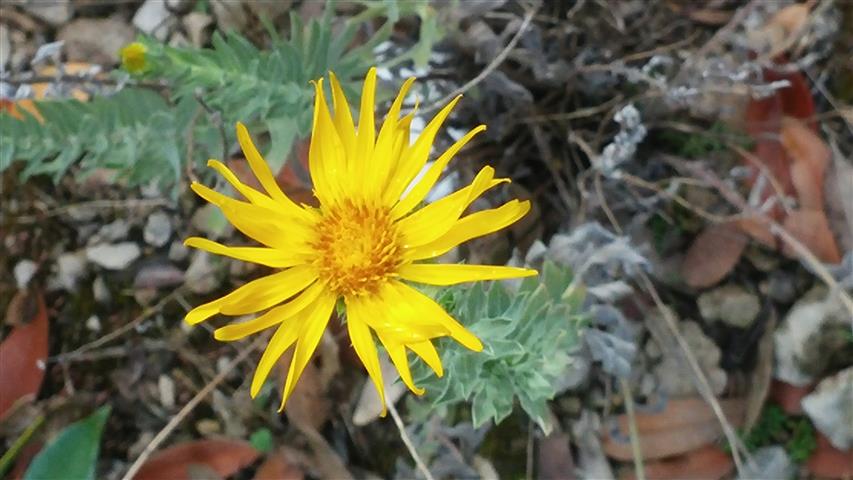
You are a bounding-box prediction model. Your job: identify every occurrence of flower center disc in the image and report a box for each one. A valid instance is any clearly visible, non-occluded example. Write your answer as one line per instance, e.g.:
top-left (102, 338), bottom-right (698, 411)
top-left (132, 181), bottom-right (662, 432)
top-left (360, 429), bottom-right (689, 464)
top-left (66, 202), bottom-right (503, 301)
top-left (312, 201), bottom-right (402, 297)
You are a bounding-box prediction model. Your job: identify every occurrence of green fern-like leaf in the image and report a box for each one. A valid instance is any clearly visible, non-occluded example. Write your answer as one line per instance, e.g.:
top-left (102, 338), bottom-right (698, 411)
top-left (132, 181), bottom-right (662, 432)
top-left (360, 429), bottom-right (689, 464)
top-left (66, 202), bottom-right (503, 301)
top-left (0, 89), bottom-right (186, 188)
top-left (2, 7), bottom-right (401, 191)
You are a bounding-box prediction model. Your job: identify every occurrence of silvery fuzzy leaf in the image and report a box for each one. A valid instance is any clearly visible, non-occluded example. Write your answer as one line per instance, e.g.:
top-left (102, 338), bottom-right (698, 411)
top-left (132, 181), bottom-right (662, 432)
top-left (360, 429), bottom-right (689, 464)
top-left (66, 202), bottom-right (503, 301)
top-left (585, 329), bottom-right (636, 378)
top-left (548, 222), bottom-right (649, 285)
top-left (587, 280), bottom-right (634, 302)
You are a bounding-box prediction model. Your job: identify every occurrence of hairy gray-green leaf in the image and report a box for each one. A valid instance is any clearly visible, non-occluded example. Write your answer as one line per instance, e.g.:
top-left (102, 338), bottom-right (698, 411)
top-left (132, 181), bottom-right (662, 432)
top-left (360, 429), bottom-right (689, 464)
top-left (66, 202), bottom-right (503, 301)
top-left (414, 261), bottom-right (587, 434)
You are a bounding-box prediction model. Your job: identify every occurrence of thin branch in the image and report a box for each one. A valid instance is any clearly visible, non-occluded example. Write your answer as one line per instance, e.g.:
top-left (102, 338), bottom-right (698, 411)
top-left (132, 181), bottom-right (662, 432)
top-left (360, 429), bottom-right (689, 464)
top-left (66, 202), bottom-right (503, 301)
top-left (120, 336), bottom-right (264, 480)
top-left (619, 378), bottom-right (645, 480)
top-left (418, 6), bottom-right (538, 116)
top-left (386, 397), bottom-right (436, 480)
top-left (51, 291), bottom-right (180, 362)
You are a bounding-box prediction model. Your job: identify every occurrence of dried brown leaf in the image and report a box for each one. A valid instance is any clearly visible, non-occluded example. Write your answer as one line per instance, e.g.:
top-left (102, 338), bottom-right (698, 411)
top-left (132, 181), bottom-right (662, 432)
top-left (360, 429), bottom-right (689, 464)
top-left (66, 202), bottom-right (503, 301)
top-left (682, 223), bottom-right (748, 289)
top-left (133, 439), bottom-right (260, 480)
top-left (782, 209), bottom-right (841, 263)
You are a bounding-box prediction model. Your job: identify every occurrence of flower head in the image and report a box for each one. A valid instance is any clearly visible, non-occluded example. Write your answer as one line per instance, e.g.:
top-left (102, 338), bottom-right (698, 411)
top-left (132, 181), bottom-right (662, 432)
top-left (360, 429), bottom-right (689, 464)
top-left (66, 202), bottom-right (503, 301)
top-left (185, 68), bottom-right (537, 412)
top-left (119, 42), bottom-right (148, 74)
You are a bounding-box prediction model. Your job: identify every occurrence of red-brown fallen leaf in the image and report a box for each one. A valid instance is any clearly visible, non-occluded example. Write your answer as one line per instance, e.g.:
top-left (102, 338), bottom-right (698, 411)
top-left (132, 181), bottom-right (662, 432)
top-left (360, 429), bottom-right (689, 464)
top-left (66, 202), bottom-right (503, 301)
top-left (537, 431), bottom-right (575, 480)
top-left (782, 209), bottom-right (842, 263)
top-left (0, 289), bottom-right (48, 419)
top-left (253, 451), bottom-right (303, 480)
top-left (765, 66), bottom-right (816, 128)
top-left (781, 117), bottom-right (830, 210)
top-left (769, 379), bottom-right (812, 415)
top-left (133, 439), bottom-right (260, 480)
top-left (744, 139), bottom-right (795, 202)
top-left (736, 217), bottom-right (777, 249)
top-left (807, 433), bottom-right (853, 479)
top-left (603, 398), bottom-right (746, 461)
top-left (622, 446), bottom-right (733, 480)
top-left (682, 223), bottom-right (748, 289)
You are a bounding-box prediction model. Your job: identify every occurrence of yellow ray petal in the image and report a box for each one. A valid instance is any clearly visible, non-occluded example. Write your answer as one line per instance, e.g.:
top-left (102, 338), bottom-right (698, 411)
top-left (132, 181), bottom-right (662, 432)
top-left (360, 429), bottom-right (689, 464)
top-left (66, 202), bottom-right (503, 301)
top-left (205, 159), bottom-right (271, 207)
top-left (235, 122), bottom-right (312, 221)
top-left (398, 263), bottom-right (538, 286)
top-left (250, 316), bottom-right (300, 397)
top-left (391, 125), bottom-right (486, 219)
top-left (308, 78), bottom-right (346, 204)
top-left (368, 77), bottom-right (416, 196)
top-left (378, 333), bottom-right (424, 395)
top-left (329, 72), bottom-right (357, 160)
top-left (397, 166), bottom-right (506, 248)
top-left (184, 265), bottom-right (317, 325)
top-left (214, 281), bottom-right (326, 341)
top-left (408, 340), bottom-right (443, 377)
top-left (185, 237), bottom-right (309, 268)
top-left (191, 182), bottom-right (315, 250)
top-left (279, 290), bottom-right (337, 410)
top-left (346, 296), bottom-right (387, 415)
top-left (404, 200), bottom-right (530, 261)
top-left (384, 95), bottom-right (462, 203)
top-left (390, 280), bottom-right (483, 352)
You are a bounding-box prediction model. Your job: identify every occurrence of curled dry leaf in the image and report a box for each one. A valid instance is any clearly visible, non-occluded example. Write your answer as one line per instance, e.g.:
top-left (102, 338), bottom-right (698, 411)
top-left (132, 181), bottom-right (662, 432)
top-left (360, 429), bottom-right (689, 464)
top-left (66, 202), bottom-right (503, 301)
top-left (782, 209), bottom-right (841, 263)
top-left (603, 397), bottom-right (746, 461)
top-left (781, 117), bottom-right (830, 210)
top-left (622, 446), bottom-right (733, 480)
top-left (682, 223), bottom-right (748, 289)
top-left (132, 439), bottom-right (260, 480)
top-left (0, 289), bottom-right (48, 419)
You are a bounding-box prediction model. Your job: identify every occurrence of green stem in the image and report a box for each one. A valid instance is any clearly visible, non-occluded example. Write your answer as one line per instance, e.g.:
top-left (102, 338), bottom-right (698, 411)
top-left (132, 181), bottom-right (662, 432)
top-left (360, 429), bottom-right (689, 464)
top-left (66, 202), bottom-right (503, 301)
top-left (0, 414), bottom-right (46, 477)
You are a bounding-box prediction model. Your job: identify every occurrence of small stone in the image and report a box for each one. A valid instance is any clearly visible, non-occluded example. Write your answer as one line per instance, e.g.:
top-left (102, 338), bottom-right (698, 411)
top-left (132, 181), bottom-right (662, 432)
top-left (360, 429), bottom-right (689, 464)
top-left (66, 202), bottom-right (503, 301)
top-left (182, 12), bottom-right (212, 47)
top-left (134, 263), bottom-right (184, 289)
top-left (195, 419), bottom-right (220, 435)
top-left (654, 320), bottom-right (726, 397)
top-left (739, 446), bottom-right (794, 480)
top-left (14, 259), bottom-right (37, 289)
top-left (93, 275), bottom-right (111, 304)
top-left (23, 0), bottom-right (73, 27)
top-left (697, 284), bottom-right (761, 328)
top-left (168, 240), bottom-right (189, 262)
top-left (57, 16), bottom-right (135, 64)
top-left (0, 25), bottom-right (10, 70)
top-left (166, 0), bottom-right (193, 13)
top-left (133, 0), bottom-right (176, 40)
top-left (158, 374), bottom-right (176, 409)
top-left (801, 367), bottom-right (853, 450)
top-left (774, 288), bottom-right (849, 386)
top-left (86, 242), bottom-right (141, 270)
top-left (90, 219), bottom-right (131, 244)
top-left (85, 315), bottom-right (101, 332)
top-left (144, 211), bottom-right (172, 247)
top-left (744, 246), bottom-right (780, 272)
top-left (759, 271), bottom-right (798, 303)
top-left (184, 251), bottom-right (221, 294)
top-left (53, 252), bottom-right (88, 291)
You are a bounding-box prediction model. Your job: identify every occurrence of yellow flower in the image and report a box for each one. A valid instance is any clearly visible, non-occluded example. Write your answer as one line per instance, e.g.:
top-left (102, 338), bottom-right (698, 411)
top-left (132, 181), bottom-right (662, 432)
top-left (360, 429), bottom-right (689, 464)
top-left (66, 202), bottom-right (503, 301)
top-left (185, 68), bottom-right (537, 412)
top-left (119, 42), bottom-right (147, 74)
